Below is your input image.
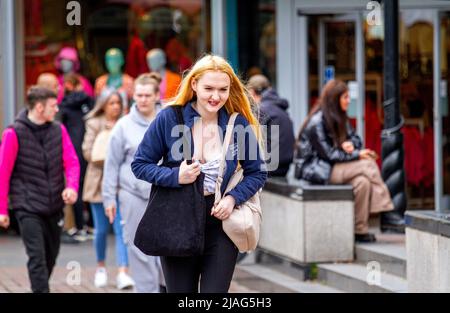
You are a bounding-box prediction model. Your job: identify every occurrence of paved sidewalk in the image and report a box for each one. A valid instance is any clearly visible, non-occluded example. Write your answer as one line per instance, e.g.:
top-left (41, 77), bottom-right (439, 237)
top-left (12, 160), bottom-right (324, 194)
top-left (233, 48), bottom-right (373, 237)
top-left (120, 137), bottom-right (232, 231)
top-left (0, 233), bottom-right (255, 293)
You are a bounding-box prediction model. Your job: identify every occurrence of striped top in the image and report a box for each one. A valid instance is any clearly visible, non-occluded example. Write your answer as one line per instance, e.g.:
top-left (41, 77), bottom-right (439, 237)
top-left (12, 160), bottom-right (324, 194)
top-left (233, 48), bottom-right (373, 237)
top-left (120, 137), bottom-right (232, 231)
top-left (200, 158), bottom-right (222, 194)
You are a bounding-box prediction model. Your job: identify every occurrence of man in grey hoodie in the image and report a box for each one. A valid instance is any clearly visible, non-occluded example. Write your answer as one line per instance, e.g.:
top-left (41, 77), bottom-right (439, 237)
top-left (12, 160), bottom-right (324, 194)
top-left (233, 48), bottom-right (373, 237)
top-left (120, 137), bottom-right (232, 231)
top-left (102, 73), bottom-right (164, 292)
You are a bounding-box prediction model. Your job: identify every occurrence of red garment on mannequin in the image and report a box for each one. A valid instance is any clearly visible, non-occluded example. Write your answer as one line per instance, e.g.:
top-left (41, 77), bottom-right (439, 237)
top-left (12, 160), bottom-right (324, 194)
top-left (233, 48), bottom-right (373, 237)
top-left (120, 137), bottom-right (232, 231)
top-left (125, 35), bottom-right (149, 78)
top-left (25, 0), bottom-right (43, 36)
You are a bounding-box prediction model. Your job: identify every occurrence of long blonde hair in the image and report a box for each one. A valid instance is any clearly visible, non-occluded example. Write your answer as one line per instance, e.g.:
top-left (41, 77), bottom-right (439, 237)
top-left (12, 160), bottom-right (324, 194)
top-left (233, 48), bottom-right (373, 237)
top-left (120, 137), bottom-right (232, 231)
top-left (170, 54), bottom-right (261, 140)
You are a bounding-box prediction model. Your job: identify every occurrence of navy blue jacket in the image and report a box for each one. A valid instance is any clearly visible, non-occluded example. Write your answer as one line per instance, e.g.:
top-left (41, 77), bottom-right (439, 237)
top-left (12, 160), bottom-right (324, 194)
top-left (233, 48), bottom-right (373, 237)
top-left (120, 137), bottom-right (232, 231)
top-left (131, 101), bottom-right (267, 206)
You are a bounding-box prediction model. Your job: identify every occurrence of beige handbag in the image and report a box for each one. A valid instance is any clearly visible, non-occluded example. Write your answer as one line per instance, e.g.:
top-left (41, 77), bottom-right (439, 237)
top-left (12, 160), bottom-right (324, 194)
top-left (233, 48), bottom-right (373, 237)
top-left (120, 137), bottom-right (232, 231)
top-left (214, 113), bottom-right (262, 252)
top-left (91, 128), bottom-right (112, 165)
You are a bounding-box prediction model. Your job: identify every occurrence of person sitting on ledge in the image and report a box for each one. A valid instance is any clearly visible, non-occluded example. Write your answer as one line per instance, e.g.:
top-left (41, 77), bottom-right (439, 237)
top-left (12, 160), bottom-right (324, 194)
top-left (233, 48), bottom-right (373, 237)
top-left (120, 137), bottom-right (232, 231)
top-left (294, 79), bottom-right (402, 243)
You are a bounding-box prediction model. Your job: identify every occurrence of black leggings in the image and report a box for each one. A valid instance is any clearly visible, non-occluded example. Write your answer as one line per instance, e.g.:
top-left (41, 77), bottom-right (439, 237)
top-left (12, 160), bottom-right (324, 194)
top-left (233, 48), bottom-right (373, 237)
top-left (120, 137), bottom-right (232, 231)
top-left (161, 195), bottom-right (238, 293)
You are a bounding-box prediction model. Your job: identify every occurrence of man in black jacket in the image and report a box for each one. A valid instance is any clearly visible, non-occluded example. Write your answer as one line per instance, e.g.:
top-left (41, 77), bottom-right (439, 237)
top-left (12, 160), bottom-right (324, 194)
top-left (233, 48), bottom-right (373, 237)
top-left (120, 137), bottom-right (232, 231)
top-left (59, 73), bottom-right (94, 242)
top-left (247, 75), bottom-right (295, 177)
top-left (0, 87), bottom-right (80, 292)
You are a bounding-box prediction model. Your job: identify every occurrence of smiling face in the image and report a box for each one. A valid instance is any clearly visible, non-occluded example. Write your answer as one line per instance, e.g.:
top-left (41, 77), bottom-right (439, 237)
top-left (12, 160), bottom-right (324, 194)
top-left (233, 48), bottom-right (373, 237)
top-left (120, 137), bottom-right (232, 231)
top-left (191, 71), bottom-right (231, 117)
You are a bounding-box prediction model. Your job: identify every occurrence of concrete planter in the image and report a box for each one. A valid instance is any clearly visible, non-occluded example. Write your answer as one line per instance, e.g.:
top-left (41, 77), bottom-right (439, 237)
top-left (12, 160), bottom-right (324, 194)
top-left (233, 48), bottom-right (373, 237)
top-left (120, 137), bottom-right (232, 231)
top-left (405, 210), bottom-right (450, 292)
top-left (258, 178), bottom-right (354, 264)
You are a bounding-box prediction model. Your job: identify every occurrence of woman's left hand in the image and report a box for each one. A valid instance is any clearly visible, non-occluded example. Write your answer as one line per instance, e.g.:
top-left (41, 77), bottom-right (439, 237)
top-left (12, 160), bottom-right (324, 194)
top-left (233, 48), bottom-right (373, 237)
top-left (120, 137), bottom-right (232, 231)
top-left (212, 195), bottom-right (236, 220)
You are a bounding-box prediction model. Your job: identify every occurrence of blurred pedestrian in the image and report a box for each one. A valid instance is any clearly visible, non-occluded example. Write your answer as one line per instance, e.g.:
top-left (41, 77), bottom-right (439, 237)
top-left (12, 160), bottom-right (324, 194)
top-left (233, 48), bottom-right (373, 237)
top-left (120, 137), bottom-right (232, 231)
top-left (102, 73), bottom-right (164, 292)
top-left (247, 74), bottom-right (295, 177)
top-left (60, 73), bottom-right (94, 242)
top-left (131, 55), bottom-right (267, 293)
top-left (82, 89), bottom-right (134, 289)
top-left (36, 73), bottom-right (59, 95)
top-left (294, 79), bottom-right (394, 243)
top-left (0, 87), bottom-right (80, 293)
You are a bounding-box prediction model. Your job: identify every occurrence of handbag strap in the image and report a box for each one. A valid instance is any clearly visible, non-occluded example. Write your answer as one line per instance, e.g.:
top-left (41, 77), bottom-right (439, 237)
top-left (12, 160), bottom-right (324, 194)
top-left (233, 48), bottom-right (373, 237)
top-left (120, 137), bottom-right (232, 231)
top-left (215, 113), bottom-right (239, 200)
top-left (171, 105), bottom-right (192, 164)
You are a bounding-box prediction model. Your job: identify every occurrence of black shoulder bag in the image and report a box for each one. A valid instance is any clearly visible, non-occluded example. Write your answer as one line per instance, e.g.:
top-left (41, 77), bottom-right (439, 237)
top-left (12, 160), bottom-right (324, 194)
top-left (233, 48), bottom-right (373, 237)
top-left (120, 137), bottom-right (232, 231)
top-left (134, 105), bottom-right (206, 256)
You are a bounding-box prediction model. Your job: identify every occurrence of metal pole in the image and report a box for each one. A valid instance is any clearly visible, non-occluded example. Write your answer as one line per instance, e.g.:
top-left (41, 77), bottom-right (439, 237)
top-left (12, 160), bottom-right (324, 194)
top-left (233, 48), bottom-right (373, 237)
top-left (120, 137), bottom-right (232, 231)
top-left (433, 10), bottom-right (443, 212)
top-left (318, 19), bottom-right (325, 91)
top-left (356, 12), bottom-right (365, 141)
top-left (211, 0), bottom-right (226, 57)
top-left (1, 0), bottom-right (16, 129)
top-left (381, 0), bottom-right (407, 218)
top-left (295, 13), bottom-right (309, 133)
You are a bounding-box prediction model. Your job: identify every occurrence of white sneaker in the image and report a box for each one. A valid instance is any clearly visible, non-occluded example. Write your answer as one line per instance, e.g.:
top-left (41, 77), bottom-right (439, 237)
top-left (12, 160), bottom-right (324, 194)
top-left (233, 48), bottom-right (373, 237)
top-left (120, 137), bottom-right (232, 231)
top-left (116, 272), bottom-right (135, 290)
top-left (94, 267), bottom-right (108, 288)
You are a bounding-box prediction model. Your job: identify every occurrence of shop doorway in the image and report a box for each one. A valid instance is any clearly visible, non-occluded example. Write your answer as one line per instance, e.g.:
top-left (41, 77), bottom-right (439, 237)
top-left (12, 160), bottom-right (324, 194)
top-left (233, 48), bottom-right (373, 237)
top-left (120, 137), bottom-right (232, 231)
top-left (303, 8), bottom-right (449, 211)
top-left (307, 14), bottom-right (366, 143)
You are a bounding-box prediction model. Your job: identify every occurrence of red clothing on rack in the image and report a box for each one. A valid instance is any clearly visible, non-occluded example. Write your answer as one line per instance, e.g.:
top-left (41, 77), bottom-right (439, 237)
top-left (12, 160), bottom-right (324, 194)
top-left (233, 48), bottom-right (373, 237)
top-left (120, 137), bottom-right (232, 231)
top-left (402, 126), bottom-right (425, 187)
top-left (125, 35), bottom-right (149, 78)
top-left (422, 127), bottom-right (434, 188)
top-left (365, 100), bottom-right (382, 168)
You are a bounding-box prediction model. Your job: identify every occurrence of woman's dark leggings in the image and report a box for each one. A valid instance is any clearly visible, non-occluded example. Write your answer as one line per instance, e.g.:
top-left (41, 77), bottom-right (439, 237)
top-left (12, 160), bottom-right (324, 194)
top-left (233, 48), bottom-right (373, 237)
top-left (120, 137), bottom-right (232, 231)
top-left (161, 195), bottom-right (238, 293)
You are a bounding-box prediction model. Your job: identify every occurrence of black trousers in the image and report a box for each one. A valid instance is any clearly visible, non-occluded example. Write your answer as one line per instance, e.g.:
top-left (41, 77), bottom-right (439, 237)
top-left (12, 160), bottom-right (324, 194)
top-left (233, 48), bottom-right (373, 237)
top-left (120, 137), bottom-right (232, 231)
top-left (161, 195), bottom-right (238, 293)
top-left (15, 210), bottom-right (63, 293)
top-left (73, 163), bottom-right (87, 230)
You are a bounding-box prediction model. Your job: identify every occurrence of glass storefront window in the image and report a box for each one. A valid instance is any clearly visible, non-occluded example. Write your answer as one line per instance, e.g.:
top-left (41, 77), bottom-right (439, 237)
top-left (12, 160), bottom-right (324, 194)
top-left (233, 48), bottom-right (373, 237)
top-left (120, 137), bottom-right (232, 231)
top-left (398, 10), bottom-right (435, 209)
top-left (307, 15), bottom-right (359, 117)
top-left (441, 12), bottom-right (450, 210)
top-left (306, 10), bottom-right (441, 210)
top-left (364, 13), bottom-right (384, 169)
top-left (237, 0), bottom-right (276, 85)
top-left (23, 0), bottom-right (211, 90)
top-left (308, 15), bottom-right (359, 109)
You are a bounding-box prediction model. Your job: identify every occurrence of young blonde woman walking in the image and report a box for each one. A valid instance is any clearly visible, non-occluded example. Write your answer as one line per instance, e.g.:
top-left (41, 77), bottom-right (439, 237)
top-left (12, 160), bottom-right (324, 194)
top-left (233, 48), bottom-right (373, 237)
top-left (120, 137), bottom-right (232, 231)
top-left (132, 55), bottom-right (267, 293)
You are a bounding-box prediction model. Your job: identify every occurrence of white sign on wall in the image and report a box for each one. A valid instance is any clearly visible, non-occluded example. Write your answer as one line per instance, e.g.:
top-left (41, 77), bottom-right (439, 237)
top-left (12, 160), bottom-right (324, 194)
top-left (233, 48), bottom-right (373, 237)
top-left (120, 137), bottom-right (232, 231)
top-left (347, 81), bottom-right (358, 118)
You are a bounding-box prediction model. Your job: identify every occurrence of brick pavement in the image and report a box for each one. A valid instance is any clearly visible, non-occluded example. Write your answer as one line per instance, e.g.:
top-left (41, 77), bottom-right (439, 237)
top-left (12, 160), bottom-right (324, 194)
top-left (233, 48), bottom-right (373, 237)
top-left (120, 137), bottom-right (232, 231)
top-left (0, 233), bottom-right (256, 293)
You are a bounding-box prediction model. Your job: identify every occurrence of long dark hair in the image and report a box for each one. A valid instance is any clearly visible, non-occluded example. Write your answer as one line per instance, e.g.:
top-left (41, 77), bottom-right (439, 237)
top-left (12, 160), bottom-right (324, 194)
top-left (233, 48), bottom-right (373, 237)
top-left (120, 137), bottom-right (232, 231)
top-left (299, 79), bottom-right (349, 147)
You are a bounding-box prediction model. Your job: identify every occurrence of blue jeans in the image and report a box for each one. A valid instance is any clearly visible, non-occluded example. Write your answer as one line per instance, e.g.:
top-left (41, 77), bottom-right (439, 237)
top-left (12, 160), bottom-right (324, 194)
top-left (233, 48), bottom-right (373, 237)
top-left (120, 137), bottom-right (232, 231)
top-left (90, 203), bottom-right (128, 267)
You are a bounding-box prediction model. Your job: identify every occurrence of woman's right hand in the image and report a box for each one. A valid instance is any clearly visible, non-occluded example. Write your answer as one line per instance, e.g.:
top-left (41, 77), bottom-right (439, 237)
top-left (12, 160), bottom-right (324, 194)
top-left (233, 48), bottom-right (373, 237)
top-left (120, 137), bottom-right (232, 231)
top-left (0, 215), bottom-right (10, 229)
top-left (178, 160), bottom-right (201, 184)
top-left (359, 149), bottom-right (377, 160)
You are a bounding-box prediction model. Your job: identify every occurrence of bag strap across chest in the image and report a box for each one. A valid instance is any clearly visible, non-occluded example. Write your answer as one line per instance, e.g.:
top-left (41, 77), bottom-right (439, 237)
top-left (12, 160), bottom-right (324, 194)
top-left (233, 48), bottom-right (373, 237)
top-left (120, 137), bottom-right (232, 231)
top-left (215, 113), bottom-right (239, 200)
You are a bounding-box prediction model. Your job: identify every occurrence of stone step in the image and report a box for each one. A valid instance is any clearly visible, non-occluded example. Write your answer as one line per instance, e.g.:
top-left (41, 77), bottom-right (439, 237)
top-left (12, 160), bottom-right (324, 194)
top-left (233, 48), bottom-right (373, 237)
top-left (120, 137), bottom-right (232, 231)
top-left (355, 242), bottom-right (406, 278)
top-left (317, 263), bottom-right (407, 293)
top-left (235, 264), bottom-right (344, 293)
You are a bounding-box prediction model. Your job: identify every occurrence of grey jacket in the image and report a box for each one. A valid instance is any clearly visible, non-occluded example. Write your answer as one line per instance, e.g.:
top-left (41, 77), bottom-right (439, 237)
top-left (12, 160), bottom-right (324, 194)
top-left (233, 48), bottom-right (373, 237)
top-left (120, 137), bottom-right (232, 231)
top-left (102, 104), bottom-right (159, 208)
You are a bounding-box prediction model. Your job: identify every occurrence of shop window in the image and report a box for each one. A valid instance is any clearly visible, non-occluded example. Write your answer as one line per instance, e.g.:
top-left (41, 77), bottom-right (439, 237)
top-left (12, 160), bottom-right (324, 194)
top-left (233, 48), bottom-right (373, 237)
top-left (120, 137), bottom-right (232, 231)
top-left (441, 12), bottom-right (450, 209)
top-left (399, 10), bottom-right (436, 209)
top-left (23, 0), bottom-right (211, 90)
top-left (237, 0), bottom-right (276, 86)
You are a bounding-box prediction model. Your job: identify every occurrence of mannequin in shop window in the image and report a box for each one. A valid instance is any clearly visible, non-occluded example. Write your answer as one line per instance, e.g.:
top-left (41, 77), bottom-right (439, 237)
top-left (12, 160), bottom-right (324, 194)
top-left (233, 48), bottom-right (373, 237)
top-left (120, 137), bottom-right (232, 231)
top-left (55, 47), bottom-right (94, 103)
top-left (146, 49), bottom-right (181, 102)
top-left (95, 48), bottom-right (134, 112)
